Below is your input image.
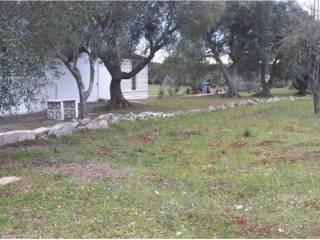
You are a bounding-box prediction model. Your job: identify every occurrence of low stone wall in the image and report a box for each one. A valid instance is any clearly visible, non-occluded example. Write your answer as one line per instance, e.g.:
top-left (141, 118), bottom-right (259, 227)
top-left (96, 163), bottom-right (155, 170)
top-left (0, 96), bottom-right (311, 147)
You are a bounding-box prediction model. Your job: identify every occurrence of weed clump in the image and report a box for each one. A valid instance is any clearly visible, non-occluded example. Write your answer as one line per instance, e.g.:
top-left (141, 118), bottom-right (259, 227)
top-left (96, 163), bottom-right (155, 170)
top-left (243, 128), bottom-right (254, 137)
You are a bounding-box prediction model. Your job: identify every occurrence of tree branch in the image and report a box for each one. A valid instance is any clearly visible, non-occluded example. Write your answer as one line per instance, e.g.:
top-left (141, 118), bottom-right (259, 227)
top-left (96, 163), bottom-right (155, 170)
top-left (121, 25), bottom-right (178, 80)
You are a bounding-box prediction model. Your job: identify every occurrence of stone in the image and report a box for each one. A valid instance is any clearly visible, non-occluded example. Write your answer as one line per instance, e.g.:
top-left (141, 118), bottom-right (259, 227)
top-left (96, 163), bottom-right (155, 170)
top-left (209, 106), bottom-right (217, 111)
top-left (0, 130), bottom-right (36, 146)
top-left (33, 127), bottom-right (50, 139)
top-left (246, 100), bottom-right (255, 105)
top-left (0, 176), bottom-right (22, 186)
top-left (77, 118), bottom-right (91, 127)
top-left (81, 118), bottom-right (108, 130)
top-left (164, 113), bottom-right (175, 117)
top-left (188, 109), bottom-right (202, 113)
top-left (48, 122), bottom-right (77, 138)
top-left (104, 114), bottom-right (120, 124)
top-left (228, 102), bottom-right (235, 108)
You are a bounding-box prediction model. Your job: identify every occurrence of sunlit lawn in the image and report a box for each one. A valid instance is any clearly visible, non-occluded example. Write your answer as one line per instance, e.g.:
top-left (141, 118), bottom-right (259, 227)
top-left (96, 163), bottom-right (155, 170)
top-left (1, 98), bottom-right (320, 238)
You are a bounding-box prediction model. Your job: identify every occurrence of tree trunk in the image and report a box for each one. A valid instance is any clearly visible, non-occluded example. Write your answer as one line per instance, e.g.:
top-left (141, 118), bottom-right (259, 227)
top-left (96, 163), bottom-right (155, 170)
top-left (108, 77), bottom-right (129, 109)
top-left (295, 77), bottom-right (308, 95)
top-left (78, 88), bottom-right (87, 119)
top-left (313, 90), bottom-right (320, 114)
top-left (57, 51), bottom-right (94, 119)
top-left (100, 51), bottom-right (131, 109)
top-left (255, 58), bottom-right (272, 97)
top-left (213, 53), bottom-right (238, 97)
top-left (310, 58), bottom-right (320, 114)
top-left (74, 77), bottom-right (87, 119)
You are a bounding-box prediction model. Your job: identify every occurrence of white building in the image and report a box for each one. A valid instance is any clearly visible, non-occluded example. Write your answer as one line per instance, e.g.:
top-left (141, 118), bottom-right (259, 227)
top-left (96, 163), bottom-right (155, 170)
top-left (15, 53), bottom-right (149, 114)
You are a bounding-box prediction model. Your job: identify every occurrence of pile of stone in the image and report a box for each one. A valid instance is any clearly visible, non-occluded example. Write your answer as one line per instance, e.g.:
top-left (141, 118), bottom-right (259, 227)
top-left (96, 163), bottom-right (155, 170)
top-left (0, 95), bottom-right (311, 147)
top-left (208, 96), bottom-right (310, 111)
top-left (0, 113), bottom-right (119, 146)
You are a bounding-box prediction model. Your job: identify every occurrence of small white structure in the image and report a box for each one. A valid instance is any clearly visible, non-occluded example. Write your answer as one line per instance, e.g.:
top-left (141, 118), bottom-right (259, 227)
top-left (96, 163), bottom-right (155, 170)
top-left (47, 99), bottom-right (78, 120)
top-left (12, 53), bottom-right (149, 115)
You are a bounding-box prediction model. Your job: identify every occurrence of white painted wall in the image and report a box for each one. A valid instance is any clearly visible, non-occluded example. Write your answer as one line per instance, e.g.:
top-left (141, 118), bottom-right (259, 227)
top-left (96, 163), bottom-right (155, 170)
top-left (8, 54), bottom-right (148, 115)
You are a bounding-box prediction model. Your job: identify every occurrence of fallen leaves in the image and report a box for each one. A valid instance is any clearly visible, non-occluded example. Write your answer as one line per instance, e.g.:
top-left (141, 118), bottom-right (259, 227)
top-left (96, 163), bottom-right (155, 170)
top-left (210, 139), bottom-right (223, 147)
top-left (231, 138), bottom-right (247, 149)
top-left (95, 146), bottom-right (111, 156)
top-left (207, 151), bottom-right (221, 160)
top-left (256, 150), bottom-right (320, 165)
top-left (151, 171), bottom-right (167, 182)
top-left (162, 145), bottom-right (177, 153)
top-left (257, 140), bottom-right (283, 147)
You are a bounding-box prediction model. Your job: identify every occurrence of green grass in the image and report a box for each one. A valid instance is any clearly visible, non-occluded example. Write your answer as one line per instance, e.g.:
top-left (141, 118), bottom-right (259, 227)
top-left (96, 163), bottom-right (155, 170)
top-left (93, 95), bottom-right (242, 114)
top-left (1, 99), bottom-right (320, 238)
top-left (148, 84), bottom-right (296, 97)
top-left (100, 87), bottom-right (298, 115)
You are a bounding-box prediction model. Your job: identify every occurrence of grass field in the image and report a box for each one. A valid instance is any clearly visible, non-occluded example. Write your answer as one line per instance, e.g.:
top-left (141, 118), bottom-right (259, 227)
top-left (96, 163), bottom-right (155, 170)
top-left (95, 95), bottom-right (242, 115)
top-left (1, 99), bottom-right (320, 238)
top-left (94, 87), bottom-right (297, 115)
top-left (148, 84), bottom-right (297, 97)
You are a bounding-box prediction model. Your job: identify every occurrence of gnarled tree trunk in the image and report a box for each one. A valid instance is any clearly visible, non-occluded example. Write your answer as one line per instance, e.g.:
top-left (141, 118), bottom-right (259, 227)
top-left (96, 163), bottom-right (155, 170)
top-left (57, 51), bottom-right (95, 119)
top-left (75, 78), bottom-right (87, 119)
top-left (213, 52), bottom-right (238, 97)
top-left (101, 46), bottom-right (157, 109)
top-left (109, 76), bottom-right (129, 109)
top-left (255, 58), bottom-right (272, 97)
top-left (101, 54), bottom-right (130, 109)
top-left (295, 77), bottom-right (308, 95)
top-left (313, 90), bottom-right (320, 114)
top-left (310, 58), bottom-right (320, 114)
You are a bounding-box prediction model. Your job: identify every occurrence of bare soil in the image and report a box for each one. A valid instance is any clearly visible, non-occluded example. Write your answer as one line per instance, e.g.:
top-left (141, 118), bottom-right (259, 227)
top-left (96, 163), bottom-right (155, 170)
top-left (0, 110), bottom-right (57, 132)
top-left (46, 163), bottom-right (128, 182)
top-left (0, 101), bottom-right (107, 133)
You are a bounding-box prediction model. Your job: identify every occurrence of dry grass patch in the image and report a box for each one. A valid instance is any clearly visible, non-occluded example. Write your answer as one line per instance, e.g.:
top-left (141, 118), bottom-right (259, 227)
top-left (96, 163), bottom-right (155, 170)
top-left (230, 138), bottom-right (247, 149)
top-left (257, 139), bottom-right (284, 147)
top-left (283, 124), bottom-right (298, 132)
top-left (47, 163), bottom-right (128, 182)
top-left (241, 223), bottom-right (279, 238)
top-left (209, 139), bottom-right (223, 147)
top-left (162, 145), bottom-right (177, 153)
top-left (256, 151), bottom-right (320, 165)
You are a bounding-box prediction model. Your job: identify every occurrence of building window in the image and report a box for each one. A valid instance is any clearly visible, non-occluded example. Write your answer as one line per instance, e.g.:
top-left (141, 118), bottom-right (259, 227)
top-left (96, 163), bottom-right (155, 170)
top-left (132, 76), bottom-right (136, 90)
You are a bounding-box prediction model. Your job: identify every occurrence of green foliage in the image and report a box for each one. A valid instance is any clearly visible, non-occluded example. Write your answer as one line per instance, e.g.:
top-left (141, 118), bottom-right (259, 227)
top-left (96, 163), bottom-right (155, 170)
top-left (0, 2), bottom-right (48, 113)
top-left (167, 85), bottom-right (180, 96)
top-left (158, 86), bottom-right (165, 97)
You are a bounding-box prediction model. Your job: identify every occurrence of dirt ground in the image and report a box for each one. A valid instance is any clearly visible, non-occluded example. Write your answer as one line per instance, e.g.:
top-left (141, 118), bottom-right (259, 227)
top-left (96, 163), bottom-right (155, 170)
top-left (0, 101), bottom-right (108, 133)
top-left (0, 110), bottom-right (57, 132)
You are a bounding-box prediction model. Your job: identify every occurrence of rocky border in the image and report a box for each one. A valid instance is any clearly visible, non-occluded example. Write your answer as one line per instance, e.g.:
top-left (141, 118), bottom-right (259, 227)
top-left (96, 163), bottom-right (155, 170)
top-left (0, 96), bottom-right (311, 147)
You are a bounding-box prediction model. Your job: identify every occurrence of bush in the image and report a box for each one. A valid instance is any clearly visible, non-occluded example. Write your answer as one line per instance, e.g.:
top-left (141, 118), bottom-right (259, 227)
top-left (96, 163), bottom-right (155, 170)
top-left (185, 87), bottom-right (192, 95)
top-left (167, 85), bottom-right (180, 96)
top-left (158, 86), bottom-right (165, 97)
top-left (243, 128), bottom-right (254, 137)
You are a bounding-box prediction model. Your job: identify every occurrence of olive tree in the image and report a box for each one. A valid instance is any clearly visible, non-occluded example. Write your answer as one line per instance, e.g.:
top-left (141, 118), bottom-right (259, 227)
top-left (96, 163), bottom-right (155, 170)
top-left (0, 2), bottom-right (47, 113)
top-left (89, 1), bottom-right (184, 108)
top-left (24, 2), bottom-right (97, 118)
